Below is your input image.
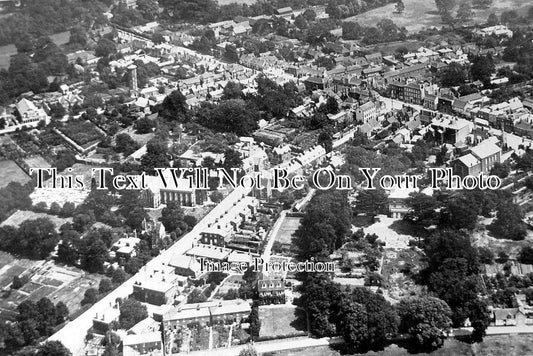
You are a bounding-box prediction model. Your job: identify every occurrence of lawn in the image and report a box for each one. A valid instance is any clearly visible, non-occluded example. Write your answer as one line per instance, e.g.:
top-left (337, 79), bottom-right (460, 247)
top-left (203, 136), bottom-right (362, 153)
top-left (345, 0), bottom-right (533, 33)
top-left (0, 210), bottom-right (72, 231)
top-left (0, 160), bottom-right (31, 189)
top-left (272, 216), bottom-right (301, 245)
top-left (259, 305), bottom-right (307, 340)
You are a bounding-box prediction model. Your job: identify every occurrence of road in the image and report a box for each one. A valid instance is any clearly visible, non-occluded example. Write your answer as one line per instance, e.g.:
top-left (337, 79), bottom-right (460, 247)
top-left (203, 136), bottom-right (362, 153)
top-left (187, 336), bottom-right (343, 356)
top-left (48, 143), bottom-right (338, 354)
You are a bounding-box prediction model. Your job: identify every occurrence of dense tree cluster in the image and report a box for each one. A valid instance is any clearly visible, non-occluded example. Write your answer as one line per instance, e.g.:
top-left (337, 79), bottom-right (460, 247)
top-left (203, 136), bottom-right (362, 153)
top-left (342, 19), bottom-right (408, 44)
top-left (0, 0), bottom-right (109, 46)
top-left (119, 298), bottom-right (148, 329)
top-left (1, 298), bottom-right (69, 352)
top-left (293, 191), bottom-right (352, 261)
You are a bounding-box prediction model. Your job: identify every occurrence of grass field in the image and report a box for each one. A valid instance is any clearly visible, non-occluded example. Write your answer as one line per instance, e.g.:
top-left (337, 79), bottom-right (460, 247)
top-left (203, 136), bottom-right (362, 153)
top-left (0, 210), bottom-right (72, 231)
top-left (345, 0), bottom-right (533, 33)
top-left (259, 305), bottom-right (307, 339)
top-left (273, 216), bottom-right (301, 245)
top-left (268, 334), bottom-right (533, 356)
top-left (0, 160), bottom-right (31, 189)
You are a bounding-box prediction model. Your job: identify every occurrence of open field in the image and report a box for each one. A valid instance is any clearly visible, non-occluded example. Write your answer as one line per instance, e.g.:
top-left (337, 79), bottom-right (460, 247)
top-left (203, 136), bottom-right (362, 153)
top-left (0, 210), bottom-right (72, 230)
top-left (268, 334), bottom-right (533, 356)
top-left (345, 0), bottom-right (533, 33)
top-left (0, 252), bottom-right (103, 321)
top-left (259, 305), bottom-right (307, 340)
top-left (0, 160), bottom-right (31, 189)
top-left (272, 216), bottom-right (301, 245)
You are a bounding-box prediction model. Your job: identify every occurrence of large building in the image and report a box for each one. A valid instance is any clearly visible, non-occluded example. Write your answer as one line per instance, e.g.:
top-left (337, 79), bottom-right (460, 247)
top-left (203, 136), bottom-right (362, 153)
top-left (15, 98), bottom-right (49, 124)
top-left (430, 116), bottom-right (472, 145)
top-left (140, 172), bottom-right (206, 208)
top-left (355, 101), bottom-right (377, 123)
top-left (122, 332), bottom-right (163, 356)
top-left (453, 141), bottom-right (501, 177)
top-left (162, 299), bottom-right (251, 330)
top-left (132, 265), bottom-right (182, 306)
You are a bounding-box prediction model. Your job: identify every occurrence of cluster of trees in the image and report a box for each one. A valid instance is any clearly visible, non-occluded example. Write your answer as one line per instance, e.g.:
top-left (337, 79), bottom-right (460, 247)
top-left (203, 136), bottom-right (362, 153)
top-left (0, 218), bottom-right (59, 259)
top-left (404, 188), bottom-right (526, 240)
top-left (0, 0), bottom-right (109, 46)
top-left (292, 191), bottom-right (352, 262)
top-left (0, 36), bottom-right (69, 103)
top-left (160, 201), bottom-right (197, 235)
top-left (342, 19), bottom-right (408, 44)
top-left (1, 298), bottom-right (69, 352)
top-left (326, 0), bottom-right (396, 19)
top-left (420, 230), bottom-right (491, 340)
top-left (299, 277), bottom-right (454, 352)
top-left (0, 181), bottom-right (34, 223)
top-left (112, 0), bottom-right (160, 27)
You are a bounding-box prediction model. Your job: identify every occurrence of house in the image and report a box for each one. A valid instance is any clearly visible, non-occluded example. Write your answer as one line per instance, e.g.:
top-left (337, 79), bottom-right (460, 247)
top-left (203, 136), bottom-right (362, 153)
top-left (430, 116), bottom-right (472, 145)
top-left (128, 317), bottom-right (160, 335)
top-left (453, 141), bottom-right (501, 177)
top-left (162, 299), bottom-right (251, 330)
top-left (258, 277), bottom-right (285, 298)
top-left (132, 265), bottom-right (180, 306)
top-left (111, 236), bottom-right (141, 260)
top-left (123, 332), bottom-right (163, 356)
top-left (492, 308), bottom-right (527, 326)
top-left (355, 102), bottom-right (377, 123)
top-left (93, 306), bottom-right (120, 333)
top-left (140, 171), bottom-right (205, 208)
top-left (168, 254), bottom-right (202, 278)
top-left (16, 98), bottom-right (49, 124)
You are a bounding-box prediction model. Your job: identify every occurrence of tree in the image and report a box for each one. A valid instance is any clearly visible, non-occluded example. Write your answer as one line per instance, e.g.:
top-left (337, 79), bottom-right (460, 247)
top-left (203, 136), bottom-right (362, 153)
top-left (342, 21), bottom-right (363, 40)
top-left (440, 63), bottom-right (468, 86)
top-left (112, 268), bottom-right (128, 284)
top-left (135, 117), bottom-right (154, 134)
top-left (490, 162), bottom-right (509, 179)
top-left (294, 14), bottom-right (309, 29)
top-left (405, 192), bottom-right (439, 227)
top-left (470, 55), bottom-right (495, 84)
top-left (95, 38), bottom-right (117, 57)
top-left (221, 81), bottom-right (243, 100)
top-left (82, 288), bottom-right (98, 305)
top-left (187, 288), bottom-right (207, 303)
top-left (456, 2), bottom-right (473, 24)
top-left (55, 302), bottom-right (69, 324)
top-left (439, 196), bottom-right (478, 230)
top-left (161, 201), bottom-right (185, 233)
top-left (395, 0), bottom-right (405, 13)
top-left (249, 305), bottom-right (261, 341)
top-left (210, 191), bottom-right (224, 203)
top-left (160, 90), bottom-right (189, 122)
top-left (68, 27), bottom-right (87, 48)
top-left (519, 246), bottom-right (533, 265)
top-left (119, 299), bottom-right (148, 329)
top-left (37, 341), bottom-right (72, 356)
top-left (487, 13), bottom-right (499, 25)
top-left (99, 278), bottom-right (113, 294)
top-left (397, 296), bottom-right (452, 350)
top-left (489, 202), bottom-right (527, 241)
top-left (354, 190), bottom-right (388, 217)
top-left (348, 288), bottom-right (399, 350)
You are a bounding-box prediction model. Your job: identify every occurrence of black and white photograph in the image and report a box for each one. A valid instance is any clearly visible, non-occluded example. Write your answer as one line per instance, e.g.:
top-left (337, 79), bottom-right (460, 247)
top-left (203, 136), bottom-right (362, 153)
top-left (1, 0), bottom-right (533, 355)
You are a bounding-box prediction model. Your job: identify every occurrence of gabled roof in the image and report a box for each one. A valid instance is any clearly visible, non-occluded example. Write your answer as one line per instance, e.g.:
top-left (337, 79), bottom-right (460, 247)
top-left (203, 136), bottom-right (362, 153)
top-left (470, 142), bottom-right (500, 160)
